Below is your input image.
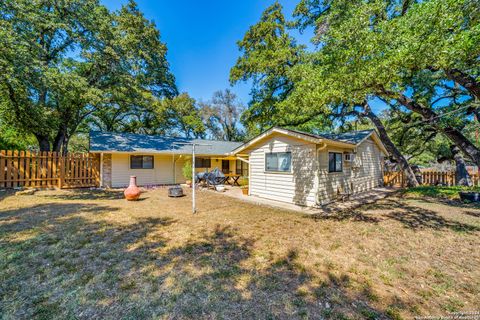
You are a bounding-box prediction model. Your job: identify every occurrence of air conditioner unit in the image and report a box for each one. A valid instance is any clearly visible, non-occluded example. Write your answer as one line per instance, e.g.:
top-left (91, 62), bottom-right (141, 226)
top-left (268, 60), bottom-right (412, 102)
top-left (344, 153), bottom-right (355, 162)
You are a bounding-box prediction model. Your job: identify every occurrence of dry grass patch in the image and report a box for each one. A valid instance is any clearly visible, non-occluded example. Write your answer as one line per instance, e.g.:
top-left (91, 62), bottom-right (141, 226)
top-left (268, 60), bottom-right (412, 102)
top-left (1, 188), bottom-right (479, 319)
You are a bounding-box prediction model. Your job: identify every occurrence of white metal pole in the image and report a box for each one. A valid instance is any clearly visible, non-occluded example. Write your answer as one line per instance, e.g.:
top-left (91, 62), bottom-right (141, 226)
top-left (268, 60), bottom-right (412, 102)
top-left (192, 144), bottom-right (196, 214)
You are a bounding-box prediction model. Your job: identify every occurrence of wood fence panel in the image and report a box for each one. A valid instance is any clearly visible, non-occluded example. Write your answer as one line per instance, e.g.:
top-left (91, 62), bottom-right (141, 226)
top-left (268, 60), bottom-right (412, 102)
top-left (0, 150), bottom-right (100, 189)
top-left (384, 170), bottom-right (479, 187)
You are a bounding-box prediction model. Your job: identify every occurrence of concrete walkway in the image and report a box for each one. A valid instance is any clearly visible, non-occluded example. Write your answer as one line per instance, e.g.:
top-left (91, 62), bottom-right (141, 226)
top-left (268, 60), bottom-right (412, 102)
top-left (217, 186), bottom-right (399, 215)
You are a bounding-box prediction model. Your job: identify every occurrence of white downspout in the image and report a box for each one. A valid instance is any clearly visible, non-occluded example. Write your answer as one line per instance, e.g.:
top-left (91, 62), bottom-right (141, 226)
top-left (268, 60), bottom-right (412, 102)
top-left (100, 153), bottom-right (104, 188)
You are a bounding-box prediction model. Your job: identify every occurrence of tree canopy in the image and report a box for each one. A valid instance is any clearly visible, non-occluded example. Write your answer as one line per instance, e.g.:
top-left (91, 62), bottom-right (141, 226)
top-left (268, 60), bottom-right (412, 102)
top-left (0, 0), bottom-right (176, 152)
top-left (232, 0), bottom-right (479, 184)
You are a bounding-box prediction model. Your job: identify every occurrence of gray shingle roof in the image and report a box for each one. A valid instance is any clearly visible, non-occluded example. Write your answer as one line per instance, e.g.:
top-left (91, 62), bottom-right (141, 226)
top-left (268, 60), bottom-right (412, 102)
top-left (276, 127), bottom-right (375, 145)
top-left (89, 131), bottom-right (243, 155)
top-left (315, 129), bottom-right (375, 145)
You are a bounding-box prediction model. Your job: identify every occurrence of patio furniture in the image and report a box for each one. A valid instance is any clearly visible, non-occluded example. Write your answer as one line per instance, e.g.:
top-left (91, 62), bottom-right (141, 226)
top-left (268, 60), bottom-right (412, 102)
top-left (224, 174), bottom-right (241, 186)
top-left (205, 168), bottom-right (226, 187)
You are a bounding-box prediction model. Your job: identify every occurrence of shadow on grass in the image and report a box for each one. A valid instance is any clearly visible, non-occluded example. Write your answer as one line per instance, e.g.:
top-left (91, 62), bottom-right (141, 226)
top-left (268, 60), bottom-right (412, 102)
top-left (0, 201), bottom-right (409, 319)
top-left (38, 189), bottom-right (126, 201)
top-left (308, 198), bottom-right (480, 233)
top-left (0, 189), bottom-right (16, 202)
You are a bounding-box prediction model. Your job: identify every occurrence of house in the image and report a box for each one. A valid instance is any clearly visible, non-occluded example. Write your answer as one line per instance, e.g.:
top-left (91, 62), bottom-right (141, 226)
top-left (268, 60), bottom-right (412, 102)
top-left (230, 127), bottom-right (388, 206)
top-left (89, 131), bottom-right (243, 188)
top-left (90, 127), bottom-right (388, 206)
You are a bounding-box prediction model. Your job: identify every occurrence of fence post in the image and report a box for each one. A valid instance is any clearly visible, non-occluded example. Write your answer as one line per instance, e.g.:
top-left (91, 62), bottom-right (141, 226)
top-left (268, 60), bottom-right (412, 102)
top-left (58, 155), bottom-right (64, 189)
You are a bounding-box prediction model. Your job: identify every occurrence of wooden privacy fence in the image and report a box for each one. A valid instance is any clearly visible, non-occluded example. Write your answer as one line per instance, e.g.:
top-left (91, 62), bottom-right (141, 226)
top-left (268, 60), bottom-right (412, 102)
top-left (0, 150), bottom-right (100, 189)
top-left (384, 170), bottom-right (480, 187)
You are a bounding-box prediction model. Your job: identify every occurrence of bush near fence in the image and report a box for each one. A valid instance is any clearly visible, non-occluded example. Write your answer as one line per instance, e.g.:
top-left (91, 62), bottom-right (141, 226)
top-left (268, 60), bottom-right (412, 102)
top-left (384, 170), bottom-right (480, 187)
top-left (0, 150), bottom-right (100, 189)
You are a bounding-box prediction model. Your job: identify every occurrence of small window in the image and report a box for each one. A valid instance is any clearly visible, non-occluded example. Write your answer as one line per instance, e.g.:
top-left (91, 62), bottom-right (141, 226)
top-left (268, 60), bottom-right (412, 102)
top-left (195, 157), bottom-right (211, 168)
top-left (130, 155), bottom-right (154, 169)
top-left (265, 152), bottom-right (291, 172)
top-left (329, 152), bottom-right (342, 173)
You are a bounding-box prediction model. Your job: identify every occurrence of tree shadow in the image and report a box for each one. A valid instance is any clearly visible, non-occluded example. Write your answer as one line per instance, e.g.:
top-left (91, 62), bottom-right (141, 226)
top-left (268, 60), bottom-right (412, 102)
top-left (0, 189), bottom-right (15, 202)
top-left (1, 205), bottom-right (409, 319)
top-left (38, 189), bottom-right (126, 201)
top-left (305, 197), bottom-right (480, 233)
top-left (0, 203), bottom-right (119, 235)
top-left (309, 209), bottom-right (382, 223)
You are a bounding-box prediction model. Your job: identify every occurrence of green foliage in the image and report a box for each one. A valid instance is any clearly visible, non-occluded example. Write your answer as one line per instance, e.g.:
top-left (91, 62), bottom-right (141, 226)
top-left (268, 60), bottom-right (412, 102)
top-left (0, 124), bottom-right (36, 150)
top-left (233, 0), bottom-right (480, 165)
top-left (159, 93), bottom-right (206, 138)
top-left (182, 160), bottom-right (193, 181)
top-left (0, 0), bottom-right (176, 151)
top-left (230, 2), bottom-right (330, 137)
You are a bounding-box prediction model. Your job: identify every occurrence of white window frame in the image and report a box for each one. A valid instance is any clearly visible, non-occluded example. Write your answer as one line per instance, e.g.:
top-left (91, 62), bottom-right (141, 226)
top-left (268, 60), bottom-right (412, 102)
top-left (264, 151), bottom-right (292, 174)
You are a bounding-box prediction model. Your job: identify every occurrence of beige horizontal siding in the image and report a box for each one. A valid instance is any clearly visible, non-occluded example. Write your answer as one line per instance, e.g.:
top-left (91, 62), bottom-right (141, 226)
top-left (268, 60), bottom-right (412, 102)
top-left (111, 154), bottom-right (180, 187)
top-left (246, 134), bottom-right (384, 207)
top-left (317, 138), bottom-right (384, 205)
top-left (248, 134), bottom-right (318, 206)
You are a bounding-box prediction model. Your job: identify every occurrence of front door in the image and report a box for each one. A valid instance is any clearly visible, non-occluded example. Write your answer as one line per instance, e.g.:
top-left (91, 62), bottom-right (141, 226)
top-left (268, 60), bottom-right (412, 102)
top-left (222, 160), bottom-right (230, 174)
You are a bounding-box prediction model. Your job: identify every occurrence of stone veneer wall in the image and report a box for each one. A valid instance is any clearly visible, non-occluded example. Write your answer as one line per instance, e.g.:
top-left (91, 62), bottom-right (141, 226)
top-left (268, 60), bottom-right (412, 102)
top-left (102, 153), bottom-right (112, 188)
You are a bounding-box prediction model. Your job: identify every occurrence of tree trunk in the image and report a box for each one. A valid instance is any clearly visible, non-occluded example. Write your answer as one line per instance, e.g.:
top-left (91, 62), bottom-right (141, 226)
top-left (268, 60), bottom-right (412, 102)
top-left (444, 68), bottom-right (480, 101)
top-left (451, 145), bottom-right (472, 186)
top-left (382, 90), bottom-right (480, 167)
top-left (363, 103), bottom-right (419, 187)
top-left (52, 125), bottom-right (68, 153)
top-left (62, 135), bottom-right (69, 155)
top-left (36, 134), bottom-right (51, 152)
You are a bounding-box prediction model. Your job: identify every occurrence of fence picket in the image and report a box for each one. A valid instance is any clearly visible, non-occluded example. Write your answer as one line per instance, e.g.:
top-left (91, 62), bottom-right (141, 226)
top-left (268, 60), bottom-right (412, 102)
top-left (0, 151), bottom-right (99, 189)
top-left (384, 170), bottom-right (480, 187)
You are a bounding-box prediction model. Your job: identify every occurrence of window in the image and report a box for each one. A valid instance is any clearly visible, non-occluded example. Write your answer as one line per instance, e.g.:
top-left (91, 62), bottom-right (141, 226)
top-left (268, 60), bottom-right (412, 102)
top-left (236, 160), bottom-right (248, 176)
top-left (265, 152), bottom-right (291, 172)
top-left (130, 155), bottom-right (154, 169)
top-left (328, 152), bottom-right (343, 172)
top-left (195, 157), bottom-right (211, 168)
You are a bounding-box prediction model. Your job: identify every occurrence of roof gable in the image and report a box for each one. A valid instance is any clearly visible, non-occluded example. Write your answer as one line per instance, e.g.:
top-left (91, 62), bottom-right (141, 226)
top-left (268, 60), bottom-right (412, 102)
top-left (231, 127), bottom-right (388, 155)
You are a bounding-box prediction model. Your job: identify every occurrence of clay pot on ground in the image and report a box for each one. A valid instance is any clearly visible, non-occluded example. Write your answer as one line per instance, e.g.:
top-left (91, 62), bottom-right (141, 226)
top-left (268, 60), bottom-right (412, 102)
top-left (186, 180), bottom-right (192, 187)
top-left (124, 176), bottom-right (141, 201)
top-left (241, 187), bottom-right (249, 195)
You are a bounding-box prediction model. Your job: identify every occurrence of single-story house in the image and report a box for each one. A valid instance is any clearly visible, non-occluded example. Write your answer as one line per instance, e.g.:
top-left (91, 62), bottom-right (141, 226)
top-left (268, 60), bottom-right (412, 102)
top-left (90, 127), bottom-right (388, 205)
top-left (229, 127), bottom-right (388, 206)
top-left (89, 131), bottom-right (244, 188)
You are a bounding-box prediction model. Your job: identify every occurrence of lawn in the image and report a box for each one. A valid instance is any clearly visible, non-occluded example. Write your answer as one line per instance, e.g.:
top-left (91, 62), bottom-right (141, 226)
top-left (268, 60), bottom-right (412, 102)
top-left (1, 188), bottom-right (479, 319)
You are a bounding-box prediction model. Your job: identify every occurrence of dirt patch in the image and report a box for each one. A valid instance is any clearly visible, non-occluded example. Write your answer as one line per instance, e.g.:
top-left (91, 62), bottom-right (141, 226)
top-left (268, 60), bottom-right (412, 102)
top-left (1, 188), bottom-right (479, 319)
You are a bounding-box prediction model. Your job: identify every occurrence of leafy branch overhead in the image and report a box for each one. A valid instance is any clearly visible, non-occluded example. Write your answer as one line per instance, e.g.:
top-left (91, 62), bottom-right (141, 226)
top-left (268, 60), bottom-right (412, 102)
top-left (231, 0), bottom-right (479, 185)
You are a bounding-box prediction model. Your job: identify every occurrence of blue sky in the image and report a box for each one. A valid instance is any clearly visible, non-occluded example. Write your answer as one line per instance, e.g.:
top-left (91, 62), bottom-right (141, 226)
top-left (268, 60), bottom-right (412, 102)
top-left (101, 0), bottom-right (313, 105)
top-left (101, 0), bottom-right (386, 114)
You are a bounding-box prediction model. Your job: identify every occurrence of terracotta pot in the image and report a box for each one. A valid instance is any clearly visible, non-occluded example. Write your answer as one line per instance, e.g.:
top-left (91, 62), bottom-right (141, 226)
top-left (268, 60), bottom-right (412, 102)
top-left (242, 188), bottom-right (249, 195)
top-left (124, 176), bottom-right (141, 201)
top-left (186, 180), bottom-right (192, 187)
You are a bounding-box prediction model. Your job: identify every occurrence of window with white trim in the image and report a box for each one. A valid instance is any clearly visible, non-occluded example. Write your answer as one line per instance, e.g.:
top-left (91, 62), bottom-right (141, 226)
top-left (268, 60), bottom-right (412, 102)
top-left (265, 152), bottom-right (291, 172)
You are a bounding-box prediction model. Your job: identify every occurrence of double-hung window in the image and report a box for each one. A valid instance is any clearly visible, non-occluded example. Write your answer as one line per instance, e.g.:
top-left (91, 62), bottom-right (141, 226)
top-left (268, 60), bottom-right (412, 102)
top-left (130, 155), bottom-right (154, 169)
top-left (265, 152), bottom-right (291, 172)
top-left (328, 152), bottom-right (343, 173)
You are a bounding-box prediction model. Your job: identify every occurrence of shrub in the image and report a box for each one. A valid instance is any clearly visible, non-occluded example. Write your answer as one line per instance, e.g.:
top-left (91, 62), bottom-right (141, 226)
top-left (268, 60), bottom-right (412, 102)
top-left (182, 160), bottom-right (193, 180)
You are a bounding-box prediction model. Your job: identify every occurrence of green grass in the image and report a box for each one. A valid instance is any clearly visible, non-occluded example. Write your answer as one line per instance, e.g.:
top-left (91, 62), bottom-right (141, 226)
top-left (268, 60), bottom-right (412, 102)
top-left (403, 186), bottom-right (480, 200)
